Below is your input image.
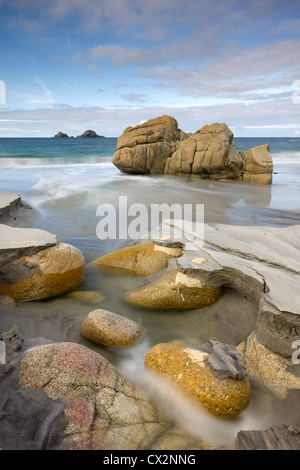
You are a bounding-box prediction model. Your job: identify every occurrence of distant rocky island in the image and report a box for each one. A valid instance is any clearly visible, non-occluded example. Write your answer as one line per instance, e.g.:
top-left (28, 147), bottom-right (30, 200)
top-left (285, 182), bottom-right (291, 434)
top-left (54, 130), bottom-right (105, 138)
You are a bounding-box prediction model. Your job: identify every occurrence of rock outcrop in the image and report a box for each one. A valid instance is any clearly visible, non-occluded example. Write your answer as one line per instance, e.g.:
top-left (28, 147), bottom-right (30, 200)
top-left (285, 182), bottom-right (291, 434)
top-left (112, 115), bottom-right (187, 175)
top-left (144, 341), bottom-right (251, 419)
top-left (112, 115), bottom-right (273, 184)
top-left (77, 130), bottom-right (104, 138)
top-left (239, 144), bottom-right (273, 185)
top-left (0, 224), bottom-right (85, 301)
top-left (54, 131), bottom-right (69, 138)
top-left (235, 425), bottom-right (300, 450)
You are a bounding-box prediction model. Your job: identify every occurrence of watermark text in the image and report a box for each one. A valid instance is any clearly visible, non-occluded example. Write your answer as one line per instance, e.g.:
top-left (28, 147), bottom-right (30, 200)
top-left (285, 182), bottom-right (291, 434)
top-left (292, 340), bottom-right (300, 364)
top-left (96, 196), bottom-right (204, 248)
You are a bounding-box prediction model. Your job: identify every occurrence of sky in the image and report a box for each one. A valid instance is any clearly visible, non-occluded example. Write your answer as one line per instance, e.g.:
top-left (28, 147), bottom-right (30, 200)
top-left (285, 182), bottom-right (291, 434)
top-left (0, 0), bottom-right (300, 137)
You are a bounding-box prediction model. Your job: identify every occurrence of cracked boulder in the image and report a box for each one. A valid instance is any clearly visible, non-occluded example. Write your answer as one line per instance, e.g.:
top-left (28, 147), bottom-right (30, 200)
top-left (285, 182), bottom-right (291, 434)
top-left (164, 122), bottom-right (244, 181)
top-left (144, 341), bottom-right (251, 419)
top-left (112, 116), bottom-right (273, 184)
top-left (112, 115), bottom-right (186, 175)
top-left (0, 339), bottom-right (205, 450)
top-left (0, 224), bottom-right (85, 301)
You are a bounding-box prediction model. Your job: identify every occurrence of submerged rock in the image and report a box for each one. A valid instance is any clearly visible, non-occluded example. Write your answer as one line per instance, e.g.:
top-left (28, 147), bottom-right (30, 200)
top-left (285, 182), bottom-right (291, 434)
top-left (0, 295), bottom-right (16, 307)
top-left (125, 268), bottom-right (223, 309)
top-left (80, 309), bottom-right (144, 348)
top-left (93, 240), bottom-right (183, 276)
top-left (66, 290), bottom-right (104, 305)
top-left (144, 341), bottom-right (251, 419)
top-left (112, 115), bottom-right (273, 184)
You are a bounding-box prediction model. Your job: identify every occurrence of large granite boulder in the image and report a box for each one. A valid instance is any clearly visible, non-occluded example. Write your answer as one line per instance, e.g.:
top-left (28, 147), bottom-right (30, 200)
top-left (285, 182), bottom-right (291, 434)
top-left (112, 115), bottom-right (273, 184)
top-left (0, 338), bottom-right (205, 450)
top-left (112, 115), bottom-right (186, 175)
top-left (239, 144), bottom-right (273, 184)
top-left (165, 122), bottom-right (244, 181)
top-left (0, 224), bottom-right (85, 301)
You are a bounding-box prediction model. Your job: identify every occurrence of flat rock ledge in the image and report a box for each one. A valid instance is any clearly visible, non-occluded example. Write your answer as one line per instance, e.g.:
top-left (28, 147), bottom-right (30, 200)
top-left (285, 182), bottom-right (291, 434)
top-left (235, 425), bottom-right (300, 450)
top-left (112, 115), bottom-right (273, 184)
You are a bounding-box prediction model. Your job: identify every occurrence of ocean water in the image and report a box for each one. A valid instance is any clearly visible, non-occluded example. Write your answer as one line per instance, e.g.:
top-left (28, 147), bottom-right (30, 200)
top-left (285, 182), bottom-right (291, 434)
top-left (0, 136), bottom-right (300, 446)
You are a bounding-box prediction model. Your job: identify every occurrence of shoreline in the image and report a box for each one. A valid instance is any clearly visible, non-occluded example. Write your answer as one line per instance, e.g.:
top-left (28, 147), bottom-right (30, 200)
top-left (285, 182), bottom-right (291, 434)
top-left (0, 190), bottom-right (299, 450)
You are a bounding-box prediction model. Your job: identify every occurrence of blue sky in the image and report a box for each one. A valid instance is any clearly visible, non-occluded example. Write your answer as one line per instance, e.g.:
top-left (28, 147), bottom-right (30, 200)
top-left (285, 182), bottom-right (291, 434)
top-left (0, 0), bottom-right (300, 137)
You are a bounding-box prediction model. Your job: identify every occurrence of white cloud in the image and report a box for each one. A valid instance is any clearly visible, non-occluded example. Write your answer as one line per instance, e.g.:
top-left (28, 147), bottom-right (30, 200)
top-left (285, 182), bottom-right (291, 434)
top-left (27, 79), bottom-right (54, 104)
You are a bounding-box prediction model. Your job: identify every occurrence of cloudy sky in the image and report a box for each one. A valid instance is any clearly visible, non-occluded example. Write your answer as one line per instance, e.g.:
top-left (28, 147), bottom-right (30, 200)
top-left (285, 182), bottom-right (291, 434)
top-left (0, 0), bottom-right (300, 137)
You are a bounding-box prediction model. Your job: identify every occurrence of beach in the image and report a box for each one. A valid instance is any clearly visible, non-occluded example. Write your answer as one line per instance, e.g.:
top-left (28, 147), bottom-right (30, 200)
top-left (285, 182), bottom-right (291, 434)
top-left (0, 132), bottom-right (300, 450)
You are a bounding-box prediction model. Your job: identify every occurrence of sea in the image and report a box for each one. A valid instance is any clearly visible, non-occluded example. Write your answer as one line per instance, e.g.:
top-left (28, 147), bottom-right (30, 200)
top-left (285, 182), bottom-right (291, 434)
top-left (0, 136), bottom-right (300, 446)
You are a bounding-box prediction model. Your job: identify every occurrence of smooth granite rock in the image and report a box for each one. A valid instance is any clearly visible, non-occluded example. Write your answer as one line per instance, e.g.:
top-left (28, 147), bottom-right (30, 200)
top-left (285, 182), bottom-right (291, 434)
top-left (144, 342), bottom-right (251, 419)
top-left (80, 309), bottom-right (144, 348)
top-left (93, 240), bottom-right (183, 276)
top-left (125, 268), bottom-right (223, 309)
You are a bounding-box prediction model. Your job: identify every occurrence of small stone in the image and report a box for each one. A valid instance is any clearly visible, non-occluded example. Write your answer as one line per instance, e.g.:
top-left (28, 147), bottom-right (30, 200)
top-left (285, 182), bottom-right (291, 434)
top-left (0, 295), bottom-right (16, 307)
top-left (80, 309), bottom-right (144, 348)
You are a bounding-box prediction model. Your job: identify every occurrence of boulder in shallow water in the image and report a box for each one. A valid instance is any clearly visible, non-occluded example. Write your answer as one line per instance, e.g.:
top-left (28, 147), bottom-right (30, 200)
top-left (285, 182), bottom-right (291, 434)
top-left (165, 122), bottom-right (244, 181)
top-left (125, 268), bottom-right (223, 309)
top-left (112, 115), bottom-right (185, 175)
top-left (112, 115), bottom-right (273, 184)
top-left (80, 309), bottom-right (144, 348)
top-left (239, 144), bottom-right (273, 184)
top-left (93, 240), bottom-right (183, 276)
top-left (144, 341), bottom-right (251, 419)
